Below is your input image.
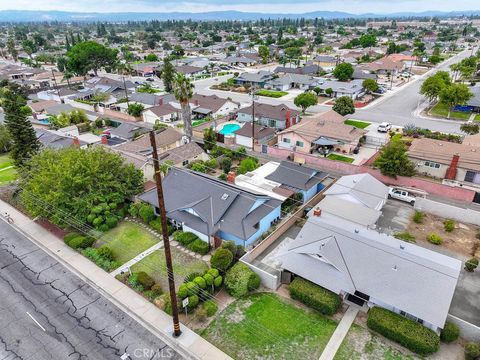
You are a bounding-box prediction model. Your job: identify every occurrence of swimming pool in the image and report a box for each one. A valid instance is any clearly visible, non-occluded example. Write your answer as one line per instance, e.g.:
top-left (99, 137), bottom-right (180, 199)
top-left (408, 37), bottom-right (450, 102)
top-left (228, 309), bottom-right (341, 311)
top-left (219, 123), bottom-right (241, 135)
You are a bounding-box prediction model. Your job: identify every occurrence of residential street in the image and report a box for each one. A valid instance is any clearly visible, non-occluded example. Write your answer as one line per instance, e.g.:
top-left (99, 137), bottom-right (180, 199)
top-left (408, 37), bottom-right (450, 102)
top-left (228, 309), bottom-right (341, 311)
top-left (0, 221), bottom-right (182, 360)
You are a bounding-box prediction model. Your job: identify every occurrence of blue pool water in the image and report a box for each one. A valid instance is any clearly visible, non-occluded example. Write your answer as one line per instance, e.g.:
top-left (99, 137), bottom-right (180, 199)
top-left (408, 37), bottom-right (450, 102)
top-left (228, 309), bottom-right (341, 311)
top-left (38, 119), bottom-right (51, 124)
top-left (219, 124), bottom-right (241, 135)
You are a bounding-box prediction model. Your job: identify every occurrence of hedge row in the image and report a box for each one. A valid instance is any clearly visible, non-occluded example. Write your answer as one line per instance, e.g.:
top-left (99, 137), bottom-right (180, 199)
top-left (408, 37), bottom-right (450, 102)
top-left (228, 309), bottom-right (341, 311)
top-left (224, 262), bottom-right (260, 298)
top-left (173, 231), bottom-right (210, 255)
top-left (367, 306), bottom-right (440, 355)
top-left (288, 277), bottom-right (341, 315)
top-left (64, 232), bottom-right (95, 250)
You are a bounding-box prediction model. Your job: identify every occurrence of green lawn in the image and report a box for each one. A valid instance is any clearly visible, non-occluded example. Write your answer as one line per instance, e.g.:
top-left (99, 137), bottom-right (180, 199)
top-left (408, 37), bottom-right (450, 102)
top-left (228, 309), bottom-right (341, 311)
top-left (430, 102), bottom-right (471, 120)
top-left (202, 293), bottom-right (338, 360)
top-left (334, 325), bottom-right (419, 360)
top-left (0, 154), bottom-right (17, 185)
top-left (255, 89), bottom-right (288, 98)
top-left (474, 114), bottom-right (480, 121)
top-left (344, 119), bottom-right (371, 129)
top-left (96, 222), bottom-right (159, 266)
top-left (130, 247), bottom-right (208, 290)
top-left (327, 153), bottom-right (355, 163)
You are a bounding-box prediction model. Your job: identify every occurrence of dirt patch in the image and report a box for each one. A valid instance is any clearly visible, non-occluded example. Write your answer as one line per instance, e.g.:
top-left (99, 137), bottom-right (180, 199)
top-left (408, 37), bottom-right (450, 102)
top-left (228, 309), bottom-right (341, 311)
top-left (407, 212), bottom-right (480, 258)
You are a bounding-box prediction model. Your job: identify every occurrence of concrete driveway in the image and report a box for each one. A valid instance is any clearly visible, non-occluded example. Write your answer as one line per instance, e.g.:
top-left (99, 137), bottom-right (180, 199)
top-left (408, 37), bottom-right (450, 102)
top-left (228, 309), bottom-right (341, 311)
top-left (376, 200), bottom-right (415, 235)
top-left (450, 270), bottom-right (480, 327)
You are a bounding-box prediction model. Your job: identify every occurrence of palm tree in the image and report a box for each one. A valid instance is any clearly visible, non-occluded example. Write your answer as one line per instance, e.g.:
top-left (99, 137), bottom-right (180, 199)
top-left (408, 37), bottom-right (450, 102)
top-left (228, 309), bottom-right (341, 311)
top-left (173, 73), bottom-right (194, 140)
top-left (63, 71), bottom-right (73, 88)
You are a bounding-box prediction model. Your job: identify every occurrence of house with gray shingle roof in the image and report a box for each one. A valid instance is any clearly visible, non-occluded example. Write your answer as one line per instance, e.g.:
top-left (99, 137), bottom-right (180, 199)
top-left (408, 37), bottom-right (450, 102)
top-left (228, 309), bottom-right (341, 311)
top-left (139, 167), bottom-right (282, 247)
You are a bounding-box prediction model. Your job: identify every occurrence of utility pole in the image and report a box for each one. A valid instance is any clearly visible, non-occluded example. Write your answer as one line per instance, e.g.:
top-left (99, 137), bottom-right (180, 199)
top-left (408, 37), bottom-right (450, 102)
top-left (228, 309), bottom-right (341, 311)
top-left (251, 87), bottom-right (257, 151)
top-left (51, 69), bottom-right (62, 103)
top-left (122, 76), bottom-right (130, 106)
top-left (149, 131), bottom-right (182, 338)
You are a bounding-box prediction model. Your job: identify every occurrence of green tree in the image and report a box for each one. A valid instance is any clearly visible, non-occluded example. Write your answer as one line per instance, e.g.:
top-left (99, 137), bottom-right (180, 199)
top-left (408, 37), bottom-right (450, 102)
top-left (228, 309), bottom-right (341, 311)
top-left (145, 53), bottom-right (158, 62)
top-left (20, 147), bottom-right (143, 225)
top-left (7, 37), bottom-right (18, 61)
top-left (359, 33), bottom-right (377, 48)
top-left (162, 58), bottom-right (176, 93)
top-left (0, 124), bottom-right (12, 153)
top-left (362, 79), bottom-right (379, 93)
top-left (439, 83), bottom-right (473, 119)
top-left (66, 41), bottom-right (118, 76)
top-left (22, 39), bottom-right (37, 59)
top-left (258, 45), bottom-right (269, 64)
top-left (173, 74), bottom-right (194, 140)
top-left (294, 92), bottom-right (318, 113)
top-left (127, 103), bottom-right (145, 118)
top-left (0, 82), bottom-right (40, 167)
top-left (374, 141), bottom-right (415, 178)
top-left (420, 71), bottom-right (451, 102)
top-left (460, 122), bottom-right (479, 135)
top-left (203, 127), bottom-right (216, 151)
top-left (332, 96), bottom-right (355, 116)
top-left (333, 62), bottom-right (354, 81)
top-left (238, 157), bottom-right (258, 174)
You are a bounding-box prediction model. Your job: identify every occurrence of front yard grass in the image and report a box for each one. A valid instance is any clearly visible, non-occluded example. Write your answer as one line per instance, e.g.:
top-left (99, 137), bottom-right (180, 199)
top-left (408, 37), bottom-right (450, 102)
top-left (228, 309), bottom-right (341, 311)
top-left (130, 247), bottom-right (208, 290)
top-left (344, 119), bottom-right (371, 129)
top-left (430, 102), bottom-right (471, 120)
top-left (96, 221), bottom-right (159, 266)
top-left (0, 154), bottom-right (17, 185)
top-left (334, 325), bottom-right (419, 360)
top-left (327, 153), bottom-right (355, 163)
top-left (474, 113), bottom-right (480, 121)
top-left (202, 292), bottom-right (338, 360)
top-left (255, 89), bottom-right (288, 98)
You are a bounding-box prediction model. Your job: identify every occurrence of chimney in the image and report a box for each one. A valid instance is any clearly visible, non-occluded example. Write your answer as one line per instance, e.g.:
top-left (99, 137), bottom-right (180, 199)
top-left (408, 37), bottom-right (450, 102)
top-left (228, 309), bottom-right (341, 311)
top-left (73, 137), bottom-right (80, 146)
top-left (285, 110), bottom-right (291, 129)
top-left (445, 154), bottom-right (459, 180)
top-left (101, 136), bottom-right (108, 145)
top-left (194, 99), bottom-right (199, 106)
top-left (313, 207), bottom-right (322, 217)
top-left (226, 171), bottom-right (236, 184)
top-left (158, 97), bottom-right (163, 106)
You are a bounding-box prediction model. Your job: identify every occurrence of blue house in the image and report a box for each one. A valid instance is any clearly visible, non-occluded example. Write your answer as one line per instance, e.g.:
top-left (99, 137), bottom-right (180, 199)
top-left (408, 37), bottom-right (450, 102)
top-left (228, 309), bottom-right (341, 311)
top-left (265, 161), bottom-right (329, 203)
top-left (138, 168), bottom-right (282, 247)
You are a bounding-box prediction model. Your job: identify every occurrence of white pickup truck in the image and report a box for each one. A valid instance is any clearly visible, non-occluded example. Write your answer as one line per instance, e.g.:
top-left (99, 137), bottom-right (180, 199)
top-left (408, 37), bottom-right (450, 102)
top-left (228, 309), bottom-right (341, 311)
top-left (388, 187), bottom-right (416, 205)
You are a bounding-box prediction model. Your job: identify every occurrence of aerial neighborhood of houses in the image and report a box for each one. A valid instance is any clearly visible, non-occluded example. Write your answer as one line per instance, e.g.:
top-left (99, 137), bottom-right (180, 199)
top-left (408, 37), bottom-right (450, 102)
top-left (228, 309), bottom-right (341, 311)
top-left (1, 10), bottom-right (480, 360)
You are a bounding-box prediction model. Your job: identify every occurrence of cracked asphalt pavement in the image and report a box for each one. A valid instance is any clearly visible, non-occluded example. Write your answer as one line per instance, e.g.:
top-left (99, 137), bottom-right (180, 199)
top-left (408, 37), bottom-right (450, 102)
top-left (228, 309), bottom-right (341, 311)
top-left (0, 222), bottom-right (183, 360)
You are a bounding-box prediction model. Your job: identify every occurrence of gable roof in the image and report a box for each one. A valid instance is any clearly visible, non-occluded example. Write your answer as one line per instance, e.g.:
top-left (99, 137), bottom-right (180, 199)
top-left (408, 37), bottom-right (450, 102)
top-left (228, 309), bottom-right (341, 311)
top-left (35, 128), bottom-right (86, 149)
top-left (114, 127), bottom-right (182, 154)
top-left (233, 123), bottom-right (276, 140)
top-left (191, 94), bottom-right (238, 113)
top-left (147, 103), bottom-right (179, 117)
top-left (139, 168), bottom-right (282, 241)
top-left (265, 161), bottom-right (328, 191)
top-left (238, 103), bottom-right (299, 122)
top-left (109, 122), bottom-right (150, 140)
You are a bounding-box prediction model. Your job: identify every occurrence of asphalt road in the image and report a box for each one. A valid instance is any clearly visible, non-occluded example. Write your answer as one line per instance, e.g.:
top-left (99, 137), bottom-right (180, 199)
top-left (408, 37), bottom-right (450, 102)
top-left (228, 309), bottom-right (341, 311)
top-left (0, 221), bottom-right (182, 360)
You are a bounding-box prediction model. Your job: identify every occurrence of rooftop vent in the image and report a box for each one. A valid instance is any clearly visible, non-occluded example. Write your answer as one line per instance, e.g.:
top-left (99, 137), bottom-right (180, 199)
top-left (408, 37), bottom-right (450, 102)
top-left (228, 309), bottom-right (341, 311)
top-left (400, 244), bottom-right (405, 250)
top-left (221, 193), bottom-right (229, 200)
top-left (354, 229), bottom-right (359, 233)
top-left (392, 265), bottom-right (398, 271)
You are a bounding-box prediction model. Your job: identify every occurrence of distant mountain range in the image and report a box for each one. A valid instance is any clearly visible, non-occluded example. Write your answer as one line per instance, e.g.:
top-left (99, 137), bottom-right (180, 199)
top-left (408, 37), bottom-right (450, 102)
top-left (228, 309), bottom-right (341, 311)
top-left (0, 9), bottom-right (479, 22)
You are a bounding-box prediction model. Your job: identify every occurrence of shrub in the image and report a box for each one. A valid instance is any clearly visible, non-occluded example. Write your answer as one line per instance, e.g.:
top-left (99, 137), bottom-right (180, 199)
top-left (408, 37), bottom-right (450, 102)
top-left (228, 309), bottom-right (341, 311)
top-left (64, 232), bottom-right (81, 245)
top-left (173, 231), bottom-right (198, 246)
top-left (465, 257), bottom-right (479, 272)
top-left (135, 271), bottom-right (155, 290)
top-left (184, 272), bottom-right (202, 283)
top-left (178, 284), bottom-right (188, 299)
top-left (214, 275), bottom-right (223, 288)
top-left (427, 233), bottom-right (443, 245)
top-left (367, 307), bottom-right (440, 355)
top-left (92, 216), bottom-right (104, 227)
top-left (139, 204), bottom-right (155, 223)
top-left (413, 211), bottom-right (424, 224)
top-left (208, 268), bottom-right (220, 278)
top-left (68, 236), bottom-right (95, 249)
top-left (247, 272), bottom-right (261, 291)
top-left (440, 322), bottom-right (460, 343)
top-left (186, 281), bottom-right (197, 296)
top-left (195, 305), bottom-right (208, 322)
top-left (98, 224), bottom-right (110, 232)
top-left (465, 342), bottom-right (480, 360)
top-left (221, 240), bottom-right (236, 254)
top-left (97, 246), bottom-right (114, 261)
top-left (105, 216), bottom-right (118, 229)
top-left (144, 283), bottom-right (163, 300)
top-left (203, 300), bottom-right (218, 317)
top-left (128, 203), bottom-right (140, 217)
top-left (193, 276), bottom-right (207, 289)
top-left (225, 262), bottom-right (260, 297)
top-left (210, 248), bottom-right (234, 272)
top-left (394, 232), bottom-right (416, 242)
top-left (186, 294), bottom-right (199, 311)
top-left (288, 277), bottom-right (341, 315)
top-left (203, 273), bottom-right (214, 286)
top-left (83, 248), bottom-right (119, 272)
top-left (149, 218), bottom-right (163, 232)
top-left (443, 219), bottom-right (455, 232)
top-left (187, 238), bottom-right (210, 255)
top-left (235, 245), bottom-right (246, 259)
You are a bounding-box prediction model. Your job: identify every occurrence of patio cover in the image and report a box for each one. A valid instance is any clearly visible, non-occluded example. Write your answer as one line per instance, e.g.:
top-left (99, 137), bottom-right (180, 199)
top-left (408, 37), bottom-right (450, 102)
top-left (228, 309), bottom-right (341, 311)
top-left (192, 107), bottom-right (212, 115)
top-left (313, 137), bottom-right (341, 146)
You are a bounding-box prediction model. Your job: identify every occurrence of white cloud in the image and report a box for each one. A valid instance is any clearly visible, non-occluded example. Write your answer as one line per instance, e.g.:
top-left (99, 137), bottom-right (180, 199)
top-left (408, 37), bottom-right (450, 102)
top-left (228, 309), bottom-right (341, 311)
top-left (0, 0), bottom-right (477, 14)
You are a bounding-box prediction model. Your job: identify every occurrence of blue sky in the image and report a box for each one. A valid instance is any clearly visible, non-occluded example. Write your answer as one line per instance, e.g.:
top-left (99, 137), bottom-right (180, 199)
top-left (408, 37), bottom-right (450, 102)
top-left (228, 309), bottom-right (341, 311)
top-left (0, 0), bottom-right (478, 14)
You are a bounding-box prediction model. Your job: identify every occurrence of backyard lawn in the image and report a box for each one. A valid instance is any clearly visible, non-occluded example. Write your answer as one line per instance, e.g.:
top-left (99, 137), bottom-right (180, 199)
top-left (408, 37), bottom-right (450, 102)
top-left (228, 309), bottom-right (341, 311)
top-left (327, 153), bottom-right (355, 163)
top-left (430, 102), bottom-right (471, 120)
top-left (475, 114), bottom-right (480, 121)
top-left (130, 247), bottom-right (208, 290)
top-left (344, 119), bottom-right (371, 129)
top-left (255, 89), bottom-right (288, 98)
top-left (0, 154), bottom-right (17, 185)
top-left (334, 325), bottom-right (419, 360)
top-left (202, 293), bottom-right (338, 360)
top-left (96, 221), bottom-right (159, 266)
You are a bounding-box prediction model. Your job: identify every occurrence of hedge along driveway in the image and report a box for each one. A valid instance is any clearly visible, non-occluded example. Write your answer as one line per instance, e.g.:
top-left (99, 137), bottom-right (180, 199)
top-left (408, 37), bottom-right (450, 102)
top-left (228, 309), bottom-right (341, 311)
top-left (202, 293), bottom-right (338, 360)
top-left (96, 221), bottom-right (159, 266)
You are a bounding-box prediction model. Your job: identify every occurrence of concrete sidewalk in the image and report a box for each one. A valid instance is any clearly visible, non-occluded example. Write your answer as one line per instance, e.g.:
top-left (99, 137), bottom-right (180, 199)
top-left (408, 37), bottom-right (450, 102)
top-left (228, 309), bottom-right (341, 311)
top-left (0, 200), bottom-right (231, 360)
top-left (319, 307), bottom-right (359, 360)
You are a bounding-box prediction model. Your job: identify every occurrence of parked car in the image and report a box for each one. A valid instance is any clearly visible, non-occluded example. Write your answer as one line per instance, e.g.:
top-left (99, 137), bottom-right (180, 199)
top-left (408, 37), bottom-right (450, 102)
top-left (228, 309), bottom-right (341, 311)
top-left (377, 122), bottom-right (392, 133)
top-left (388, 187), bottom-right (416, 205)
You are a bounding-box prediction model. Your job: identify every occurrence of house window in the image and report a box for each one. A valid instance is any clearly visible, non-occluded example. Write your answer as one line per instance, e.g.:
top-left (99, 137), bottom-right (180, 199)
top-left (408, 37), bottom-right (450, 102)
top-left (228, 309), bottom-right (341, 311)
top-left (296, 141), bottom-right (304, 147)
top-left (268, 119), bottom-right (276, 128)
top-left (424, 161), bottom-right (440, 169)
top-left (253, 222), bottom-right (259, 230)
top-left (182, 160), bottom-right (189, 166)
top-left (283, 138), bottom-right (291, 144)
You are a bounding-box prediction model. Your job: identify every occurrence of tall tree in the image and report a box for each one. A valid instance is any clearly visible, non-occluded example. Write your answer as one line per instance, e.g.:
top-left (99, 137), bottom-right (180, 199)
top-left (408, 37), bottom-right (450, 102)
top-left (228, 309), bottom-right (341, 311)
top-left (0, 81), bottom-right (40, 167)
top-left (258, 45), bottom-right (269, 64)
top-left (333, 62), bottom-right (354, 81)
top-left (66, 41), bottom-right (118, 76)
top-left (7, 37), bottom-right (18, 61)
top-left (420, 71), bottom-right (451, 102)
top-left (294, 92), bottom-right (318, 113)
top-left (162, 58), bottom-right (176, 93)
top-left (173, 74), bottom-right (194, 140)
top-left (374, 141), bottom-right (416, 178)
top-left (439, 84), bottom-right (473, 119)
top-left (332, 96), bottom-right (355, 116)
